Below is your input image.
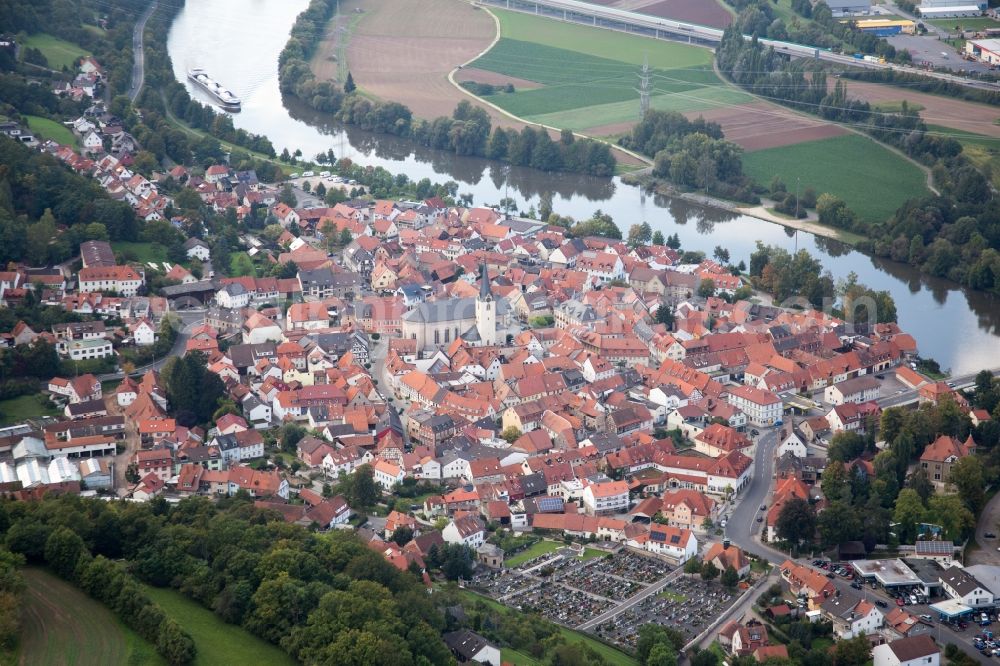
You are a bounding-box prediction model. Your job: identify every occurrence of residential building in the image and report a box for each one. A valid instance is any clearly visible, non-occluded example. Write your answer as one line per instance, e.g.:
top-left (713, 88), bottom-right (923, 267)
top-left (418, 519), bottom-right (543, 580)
top-left (873, 636), bottom-right (940, 666)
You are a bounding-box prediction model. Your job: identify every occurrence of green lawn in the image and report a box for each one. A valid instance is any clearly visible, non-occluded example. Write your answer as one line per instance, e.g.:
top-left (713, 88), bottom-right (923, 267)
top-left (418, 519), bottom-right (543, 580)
top-left (503, 647), bottom-right (545, 665)
top-left (741, 134), bottom-right (930, 222)
top-left (145, 586), bottom-right (295, 666)
top-left (505, 539), bottom-right (565, 567)
top-left (0, 394), bottom-right (60, 426)
top-left (927, 16), bottom-right (1000, 31)
top-left (111, 241), bottom-right (168, 264)
top-left (581, 547), bottom-right (608, 560)
top-left (472, 8), bottom-right (725, 130)
top-left (660, 590), bottom-right (688, 602)
top-left (25, 115), bottom-right (77, 146)
top-left (21, 33), bottom-right (90, 71)
top-left (20, 568), bottom-right (165, 666)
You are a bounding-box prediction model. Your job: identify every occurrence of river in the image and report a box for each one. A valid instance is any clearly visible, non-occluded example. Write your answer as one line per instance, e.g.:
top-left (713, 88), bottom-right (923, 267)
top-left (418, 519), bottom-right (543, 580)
top-left (166, 0), bottom-right (1000, 375)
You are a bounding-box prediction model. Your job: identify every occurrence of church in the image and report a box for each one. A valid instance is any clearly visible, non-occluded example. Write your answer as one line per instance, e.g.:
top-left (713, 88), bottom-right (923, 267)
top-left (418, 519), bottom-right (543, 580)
top-left (401, 263), bottom-right (508, 352)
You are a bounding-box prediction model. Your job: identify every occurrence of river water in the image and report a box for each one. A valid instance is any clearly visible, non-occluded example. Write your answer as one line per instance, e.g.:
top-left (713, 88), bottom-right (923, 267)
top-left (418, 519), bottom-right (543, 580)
top-left (166, 0), bottom-right (1000, 374)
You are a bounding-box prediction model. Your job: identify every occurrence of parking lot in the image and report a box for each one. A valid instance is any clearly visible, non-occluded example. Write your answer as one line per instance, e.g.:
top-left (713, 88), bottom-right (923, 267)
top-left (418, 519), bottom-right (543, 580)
top-left (593, 575), bottom-right (740, 650)
top-left (887, 34), bottom-right (994, 73)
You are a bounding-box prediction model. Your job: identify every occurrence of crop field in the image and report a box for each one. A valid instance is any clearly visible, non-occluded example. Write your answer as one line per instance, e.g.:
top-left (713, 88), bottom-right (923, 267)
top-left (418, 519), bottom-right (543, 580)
top-left (20, 568), bottom-right (163, 666)
top-left (20, 33), bottom-right (89, 71)
top-left (741, 133), bottom-right (931, 222)
top-left (145, 586), bottom-right (295, 666)
top-left (471, 9), bottom-right (752, 132)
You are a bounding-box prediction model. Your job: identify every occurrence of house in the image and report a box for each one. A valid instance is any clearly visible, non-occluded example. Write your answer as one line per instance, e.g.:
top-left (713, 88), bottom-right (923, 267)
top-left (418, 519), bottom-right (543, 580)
top-left (135, 448), bottom-right (173, 483)
top-left (726, 385), bottom-right (783, 426)
top-left (131, 318), bottom-right (156, 346)
top-left (776, 427), bottom-right (807, 458)
top-left (658, 489), bottom-right (717, 532)
top-left (442, 514), bottom-right (486, 548)
top-left (825, 376), bottom-right (880, 406)
top-left (873, 636), bottom-right (939, 666)
top-left (731, 620), bottom-right (770, 657)
top-left (372, 459), bottom-right (404, 491)
top-left (581, 479), bottom-right (629, 516)
top-left (63, 338), bottom-right (114, 361)
top-left (704, 541), bottom-right (751, 578)
top-left (443, 630), bottom-right (501, 666)
top-left (919, 434), bottom-right (976, 490)
top-left (820, 592), bottom-right (883, 639)
top-left (940, 566), bottom-right (994, 608)
top-left (643, 525), bottom-right (697, 564)
top-left (780, 560), bottom-right (835, 608)
top-left (304, 495), bottom-right (351, 530)
top-left (184, 238), bottom-right (211, 261)
top-left (48, 374), bottom-right (101, 404)
top-left (78, 265), bottom-right (144, 296)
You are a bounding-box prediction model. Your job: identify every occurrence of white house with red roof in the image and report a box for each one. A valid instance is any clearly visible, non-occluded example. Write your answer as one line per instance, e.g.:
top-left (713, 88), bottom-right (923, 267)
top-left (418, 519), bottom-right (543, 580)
top-left (581, 479), bottom-right (629, 516)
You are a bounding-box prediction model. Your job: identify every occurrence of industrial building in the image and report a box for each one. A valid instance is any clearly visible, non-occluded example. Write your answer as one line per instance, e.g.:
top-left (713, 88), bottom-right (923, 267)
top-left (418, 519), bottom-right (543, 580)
top-left (966, 38), bottom-right (1000, 64)
top-left (918, 0), bottom-right (987, 18)
top-left (826, 0), bottom-right (873, 16)
top-left (851, 18), bottom-right (917, 35)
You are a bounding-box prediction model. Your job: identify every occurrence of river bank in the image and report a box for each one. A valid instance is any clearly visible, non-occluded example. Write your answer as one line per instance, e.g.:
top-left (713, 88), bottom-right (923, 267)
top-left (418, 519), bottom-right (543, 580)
top-left (165, 0), bottom-right (1000, 374)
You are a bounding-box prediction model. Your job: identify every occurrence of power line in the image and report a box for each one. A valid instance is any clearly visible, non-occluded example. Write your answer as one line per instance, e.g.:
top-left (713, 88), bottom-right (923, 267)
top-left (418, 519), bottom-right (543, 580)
top-left (635, 55), bottom-right (651, 120)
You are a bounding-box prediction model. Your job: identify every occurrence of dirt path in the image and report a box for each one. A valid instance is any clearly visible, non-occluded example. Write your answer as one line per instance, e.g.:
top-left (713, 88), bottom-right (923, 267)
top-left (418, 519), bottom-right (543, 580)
top-left (20, 569), bottom-right (129, 666)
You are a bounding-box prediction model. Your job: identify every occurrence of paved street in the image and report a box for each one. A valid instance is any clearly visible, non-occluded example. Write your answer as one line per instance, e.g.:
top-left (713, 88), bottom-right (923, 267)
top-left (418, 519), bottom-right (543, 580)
top-left (725, 428), bottom-right (788, 564)
top-left (128, 1), bottom-right (158, 102)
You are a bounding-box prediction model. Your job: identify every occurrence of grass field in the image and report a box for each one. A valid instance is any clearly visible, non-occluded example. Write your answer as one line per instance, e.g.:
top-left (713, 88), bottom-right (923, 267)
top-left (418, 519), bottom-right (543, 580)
top-left (503, 647), bottom-right (544, 665)
top-left (25, 115), bottom-right (77, 146)
top-left (145, 586), bottom-right (295, 666)
top-left (20, 568), bottom-right (164, 666)
top-left (457, 589), bottom-right (637, 666)
top-left (111, 241), bottom-right (167, 264)
top-left (927, 16), bottom-right (1000, 31)
top-left (741, 134), bottom-right (930, 222)
top-left (0, 395), bottom-right (60, 426)
top-left (505, 539), bottom-right (564, 567)
top-left (21, 33), bottom-right (90, 71)
top-left (471, 9), bottom-right (731, 130)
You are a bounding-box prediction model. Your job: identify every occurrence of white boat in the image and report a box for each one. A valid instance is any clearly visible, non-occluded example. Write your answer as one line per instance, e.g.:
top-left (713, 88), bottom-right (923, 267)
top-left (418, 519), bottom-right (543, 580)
top-left (187, 68), bottom-right (241, 111)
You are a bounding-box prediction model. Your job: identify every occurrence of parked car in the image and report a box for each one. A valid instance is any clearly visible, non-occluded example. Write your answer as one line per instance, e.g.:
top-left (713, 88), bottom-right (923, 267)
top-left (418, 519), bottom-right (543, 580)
top-left (986, 533), bottom-right (997, 539)
top-left (875, 600), bottom-right (888, 608)
top-left (920, 614), bottom-right (933, 622)
top-left (826, 572), bottom-right (836, 579)
top-left (896, 598), bottom-right (905, 606)
top-left (302, 171), bottom-right (315, 177)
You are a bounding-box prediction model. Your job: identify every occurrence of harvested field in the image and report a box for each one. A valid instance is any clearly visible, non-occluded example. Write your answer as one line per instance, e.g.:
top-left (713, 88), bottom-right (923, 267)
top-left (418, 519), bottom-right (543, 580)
top-left (636, 0), bottom-right (732, 28)
top-left (457, 67), bottom-right (543, 90)
top-left (837, 78), bottom-right (1000, 138)
top-left (344, 0), bottom-right (510, 122)
top-left (686, 101), bottom-right (847, 151)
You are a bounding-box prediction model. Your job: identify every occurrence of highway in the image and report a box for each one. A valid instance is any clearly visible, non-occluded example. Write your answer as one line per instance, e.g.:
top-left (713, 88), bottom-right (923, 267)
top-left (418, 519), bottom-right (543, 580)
top-left (128, 1), bottom-right (158, 102)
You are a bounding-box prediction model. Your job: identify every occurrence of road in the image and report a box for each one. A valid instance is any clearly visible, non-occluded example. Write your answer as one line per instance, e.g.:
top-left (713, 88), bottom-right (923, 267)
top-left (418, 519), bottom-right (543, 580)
top-left (127, 1), bottom-right (158, 102)
top-left (98, 311), bottom-right (204, 382)
top-left (877, 367), bottom-right (1000, 409)
top-left (970, 491), bottom-right (1000, 567)
top-left (725, 428), bottom-right (788, 565)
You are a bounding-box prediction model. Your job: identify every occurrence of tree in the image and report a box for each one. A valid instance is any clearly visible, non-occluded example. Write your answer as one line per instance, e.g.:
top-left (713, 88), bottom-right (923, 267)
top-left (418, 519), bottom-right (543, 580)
top-left (892, 488), bottom-right (927, 543)
top-left (344, 72), bottom-right (356, 94)
top-left (927, 494), bottom-right (975, 541)
top-left (831, 634), bottom-right (870, 666)
top-left (156, 617), bottom-right (197, 665)
top-left (647, 643), bottom-right (678, 666)
top-left (948, 455), bottom-right (985, 513)
top-left (820, 460), bottom-right (850, 503)
top-left (775, 497), bottom-right (816, 546)
top-left (627, 222), bottom-right (653, 248)
top-left (655, 303), bottom-right (675, 329)
top-left (338, 227), bottom-right (353, 248)
top-left (500, 426), bottom-right (522, 444)
top-left (721, 565), bottom-right (739, 589)
top-left (713, 245), bottom-right (731, 264)
top-left (637, 625), bottom-right (684, 665)
top-left (391, 526), bottom-right (414, 547)
top-left (44, 527), bottom-right (87, 580)
top-left (817, 500), bottom-right (862, 548)
top-left (652, 230), bottom-right (665, 246)
top-left (684, 556), bottom-right (702, 574)
top-left (279, 184), bottom-right (297, 207)
top-left (351, 465), bottom-right (379, 508)
top-left (700, 560), bottom-right (719, 581)
top-left (698, 278), bottom-right (716, 299)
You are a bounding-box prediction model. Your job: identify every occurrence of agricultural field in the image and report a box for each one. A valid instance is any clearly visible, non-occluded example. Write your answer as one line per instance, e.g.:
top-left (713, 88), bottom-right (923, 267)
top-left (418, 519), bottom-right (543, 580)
top-left (20, 33), bottom-right (89, 71)
top-left (0, 395), bottom-right (60, 427)
top-left (469, 9), bottom-right (751, 133)
top-left (25, 115), bottom-right (77, 147)
top-left (741, 133), bottom-right (931, 222)
top-left (145, 586), bottom-right (295, 666)
top-left (578, 0), bottom-right (732, 28)
top-left (19, 568), bottom-right (164, 666)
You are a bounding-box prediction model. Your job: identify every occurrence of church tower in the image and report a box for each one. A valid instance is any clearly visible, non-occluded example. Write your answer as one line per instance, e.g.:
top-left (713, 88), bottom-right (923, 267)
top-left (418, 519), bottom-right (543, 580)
top-left (475, 262), bottom-right (496, 347)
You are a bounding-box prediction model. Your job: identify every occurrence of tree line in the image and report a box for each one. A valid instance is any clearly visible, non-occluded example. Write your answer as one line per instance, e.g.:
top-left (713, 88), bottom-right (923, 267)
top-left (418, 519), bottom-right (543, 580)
top-left (0, 494), bottom-right (455, 665)
top-left (277, 0), bottom-right (616, 176)
top-left (619, 110), bottom-right (756, 202)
